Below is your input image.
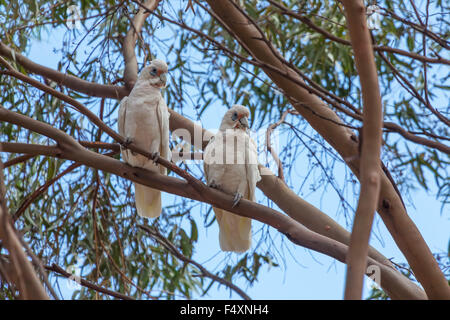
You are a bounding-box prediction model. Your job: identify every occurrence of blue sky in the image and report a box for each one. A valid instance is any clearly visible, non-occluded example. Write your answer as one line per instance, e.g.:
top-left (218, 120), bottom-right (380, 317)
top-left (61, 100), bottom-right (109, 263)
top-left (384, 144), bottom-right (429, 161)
top-left (19, 3), bottom-right (449, 300)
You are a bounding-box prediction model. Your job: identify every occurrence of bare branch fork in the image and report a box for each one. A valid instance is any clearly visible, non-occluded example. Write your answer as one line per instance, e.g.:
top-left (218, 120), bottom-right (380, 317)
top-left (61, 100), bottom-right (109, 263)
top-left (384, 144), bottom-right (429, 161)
top-left (265, 109), bottom-right (299, 181)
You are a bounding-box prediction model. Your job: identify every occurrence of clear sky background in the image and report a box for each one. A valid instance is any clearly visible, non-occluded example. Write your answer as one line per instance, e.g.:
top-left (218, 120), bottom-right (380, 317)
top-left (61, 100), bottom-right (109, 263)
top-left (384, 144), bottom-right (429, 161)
top-left (21, 4), bottom-right (449, 300)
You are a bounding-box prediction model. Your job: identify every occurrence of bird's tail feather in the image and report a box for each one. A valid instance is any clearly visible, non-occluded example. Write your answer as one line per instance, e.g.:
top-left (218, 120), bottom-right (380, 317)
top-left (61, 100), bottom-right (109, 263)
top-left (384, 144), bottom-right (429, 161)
top-left (134, 183), bottom-right (162, 218)
top-left (214, 208), bottom-right (251, 252)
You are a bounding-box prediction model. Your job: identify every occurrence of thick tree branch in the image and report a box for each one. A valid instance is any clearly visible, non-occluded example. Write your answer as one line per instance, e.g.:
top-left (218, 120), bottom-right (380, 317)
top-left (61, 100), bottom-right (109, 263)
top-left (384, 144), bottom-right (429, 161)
top-left (122, 0), bottom-right (161, 88)
top-left (383, 122), bottom-right (449, 154)
top-left (341, 0), bottom-right (383, 300)
top-left (3, 154), bottom-right (35, 168)
top-left (0, 42), bottom-right (128, 99)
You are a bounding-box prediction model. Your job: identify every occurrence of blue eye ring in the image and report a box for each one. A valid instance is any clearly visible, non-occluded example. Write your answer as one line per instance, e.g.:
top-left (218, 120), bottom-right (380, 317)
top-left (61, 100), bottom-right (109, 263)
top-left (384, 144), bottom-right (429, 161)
top-left (150, 67), bottom-right (157, 76)
top-left (232, 112), bottom-right (238, 121)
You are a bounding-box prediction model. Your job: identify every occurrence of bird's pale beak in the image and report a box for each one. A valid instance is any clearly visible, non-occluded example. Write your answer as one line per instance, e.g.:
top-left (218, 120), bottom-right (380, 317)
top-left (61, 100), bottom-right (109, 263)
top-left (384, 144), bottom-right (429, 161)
top-left (159, 72), bottom-right (167, 85)
top-left (239, 116), bottom-right (249, 129)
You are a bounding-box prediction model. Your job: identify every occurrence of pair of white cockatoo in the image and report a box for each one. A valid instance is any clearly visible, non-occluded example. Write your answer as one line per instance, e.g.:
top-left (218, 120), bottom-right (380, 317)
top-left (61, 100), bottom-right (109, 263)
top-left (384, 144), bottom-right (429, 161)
top-left (118, 59), bottom-right (261, 252)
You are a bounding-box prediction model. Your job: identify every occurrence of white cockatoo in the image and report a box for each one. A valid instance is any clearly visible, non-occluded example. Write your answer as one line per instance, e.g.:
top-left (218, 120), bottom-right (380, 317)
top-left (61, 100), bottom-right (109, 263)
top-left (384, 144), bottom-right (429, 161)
top-left (118, 59), bottom-right (170, 218)
top-left (204, 105), bottom-right (261, 252)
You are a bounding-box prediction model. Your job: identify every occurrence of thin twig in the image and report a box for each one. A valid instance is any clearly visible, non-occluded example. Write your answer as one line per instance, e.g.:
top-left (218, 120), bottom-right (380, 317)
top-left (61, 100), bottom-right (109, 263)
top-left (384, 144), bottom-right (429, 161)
top-left (45, 263), bottom-right (134, 300)
top-left (137, 224), bottom-right (251, 300)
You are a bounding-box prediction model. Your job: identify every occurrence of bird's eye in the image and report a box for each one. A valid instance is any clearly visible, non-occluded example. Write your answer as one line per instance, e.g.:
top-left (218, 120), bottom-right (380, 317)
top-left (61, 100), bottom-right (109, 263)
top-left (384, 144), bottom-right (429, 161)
top-left (232, 112), bottom-right (238, 120)
top-left (150, 67), bottom-right (157, 76)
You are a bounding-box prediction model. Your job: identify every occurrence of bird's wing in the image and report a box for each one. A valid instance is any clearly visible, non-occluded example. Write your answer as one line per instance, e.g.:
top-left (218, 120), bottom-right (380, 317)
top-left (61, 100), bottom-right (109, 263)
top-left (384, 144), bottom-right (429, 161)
top-left (118, 96), bottom-right (128, 137)
top-left (203, 134), bottom-right (214, 183)
top-left (157, 95), bottom-right (171, 161)
top-left (203, 133), bottom-right (226, 186)
top-left (246, 135), bottom-right (261, 202)
top-left (118, 96), bottom-right (129, 162)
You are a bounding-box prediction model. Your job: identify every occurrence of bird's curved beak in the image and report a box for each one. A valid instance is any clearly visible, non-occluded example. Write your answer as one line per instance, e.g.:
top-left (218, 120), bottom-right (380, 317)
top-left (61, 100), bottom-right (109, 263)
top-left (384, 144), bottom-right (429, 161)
top-left (239, 116), bottom-right (249, 129)
top-left (159, 72), bottom-right (167, 85)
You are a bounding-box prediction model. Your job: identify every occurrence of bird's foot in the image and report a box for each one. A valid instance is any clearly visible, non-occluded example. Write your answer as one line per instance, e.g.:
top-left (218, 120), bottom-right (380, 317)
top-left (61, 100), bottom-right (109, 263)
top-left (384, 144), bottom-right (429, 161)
top-left (151, 152), bottom-right (160, 164)
top-left (120, 137), bottom-right (135, 155)
top-left (208, 181), bottom-right (221, 189)
top-left (232, 192), bottom-right (243, 208)
top-left (121, 137), bottom-right (134, 148)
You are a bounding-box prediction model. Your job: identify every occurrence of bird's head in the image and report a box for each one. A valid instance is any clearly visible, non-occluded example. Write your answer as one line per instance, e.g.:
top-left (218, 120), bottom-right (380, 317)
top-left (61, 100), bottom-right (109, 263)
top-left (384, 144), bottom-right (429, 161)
top-left (220, 105), bottom-right (250, 131)
top-left (140, 59), bottom-right (169, 88)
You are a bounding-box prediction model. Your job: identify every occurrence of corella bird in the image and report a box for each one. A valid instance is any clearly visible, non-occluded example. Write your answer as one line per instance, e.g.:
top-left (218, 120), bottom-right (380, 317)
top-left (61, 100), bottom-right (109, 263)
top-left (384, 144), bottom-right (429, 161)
top-left (118, 59), bottom-right (170, 218)
top-left (204, 105), bottom-right (261, 252)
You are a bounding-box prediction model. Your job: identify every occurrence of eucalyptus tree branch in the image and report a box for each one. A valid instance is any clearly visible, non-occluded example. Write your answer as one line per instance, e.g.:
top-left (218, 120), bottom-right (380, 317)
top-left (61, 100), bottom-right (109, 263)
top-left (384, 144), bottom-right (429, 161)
top-left (0, 159), bottom-right (50, 300)
top-left (3, 154), bottom-right (35, 168)
top-left (379, 8), bottom-right (450, 49)
top-left (122, 0), bottom-right (161, 89)
top-left (12, 162), bottom-right (82, 222)
top-left (267, 0), bottom-right (450, 65)
top-left (12, 149), bottom-right (117, 222)
top-left (14, 232), bottom-right (60, 300)
top-left (0, 108), bottom-right (426, 299)
top-left (203, 0), bottom-right (448, 300)
top-left (44, 263), bottom-right (134, 300)
top-left (0, 41), bottom-right (128, 99)
top-left (137, 224), bottom-right (251, 300)
top-left (377, 50), bottom-right (450, 127)
top-left (383, 122), bottom-right (449, 154)
top-left (341, 0), bottom-right (383, 300)
top-left (265, 109), bottom-right (298, 181)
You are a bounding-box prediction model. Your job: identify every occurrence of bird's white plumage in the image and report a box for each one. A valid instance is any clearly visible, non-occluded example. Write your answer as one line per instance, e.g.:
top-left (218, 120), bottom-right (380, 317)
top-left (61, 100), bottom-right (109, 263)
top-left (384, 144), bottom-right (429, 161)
top-left (204, 105), bottom-right (261, 252)
top-left (118, 60), bottom-right (170, 218)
